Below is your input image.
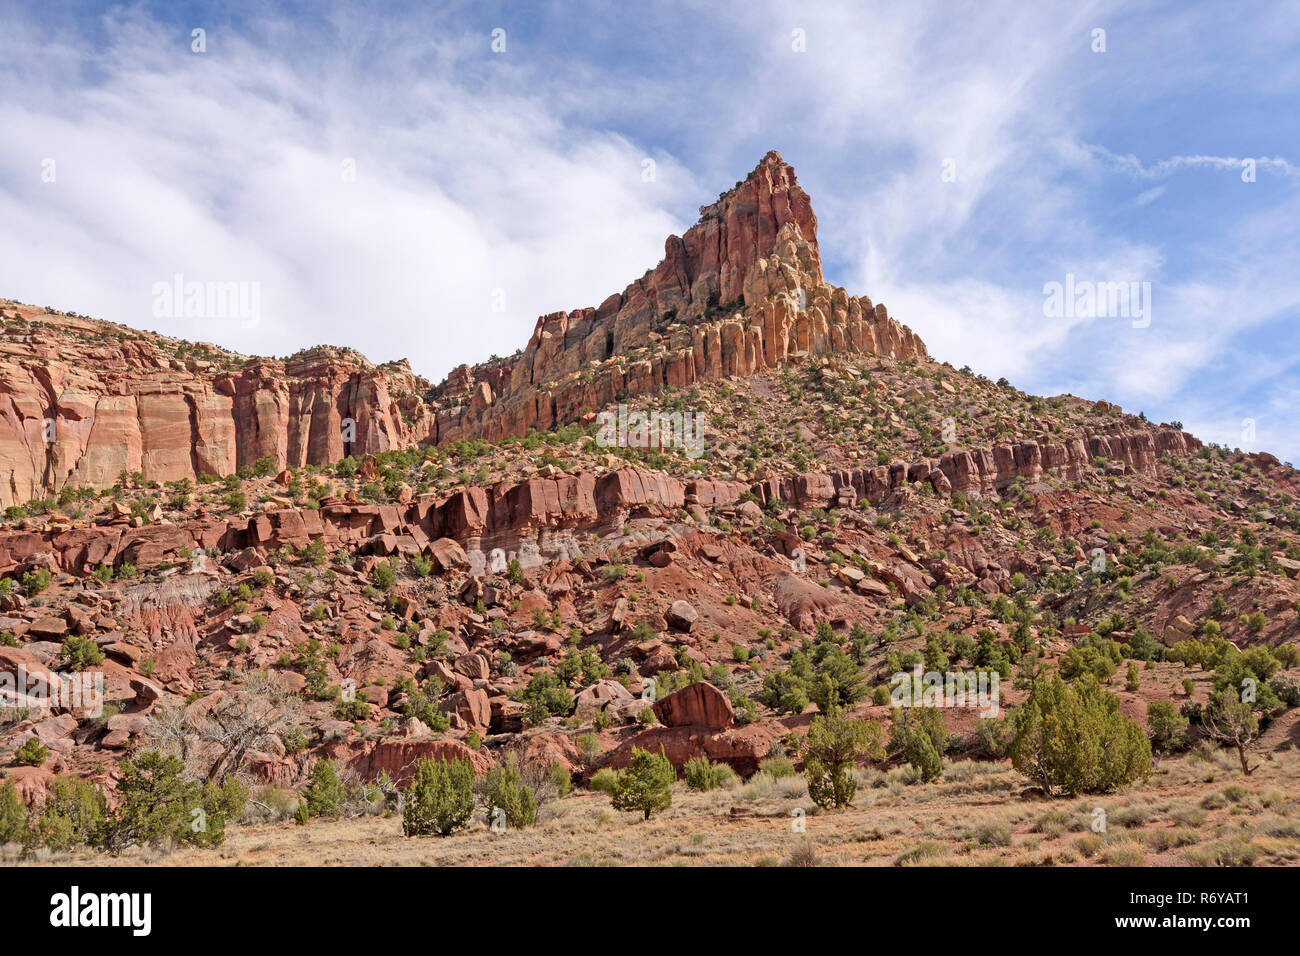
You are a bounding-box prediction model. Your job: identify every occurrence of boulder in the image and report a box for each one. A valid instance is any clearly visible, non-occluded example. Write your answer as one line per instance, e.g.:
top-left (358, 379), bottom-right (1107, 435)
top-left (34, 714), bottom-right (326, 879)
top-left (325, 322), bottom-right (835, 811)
top-left (651, 681), bottom-right (734, 730)
top-left (665, 600), bottom-right (698, 632)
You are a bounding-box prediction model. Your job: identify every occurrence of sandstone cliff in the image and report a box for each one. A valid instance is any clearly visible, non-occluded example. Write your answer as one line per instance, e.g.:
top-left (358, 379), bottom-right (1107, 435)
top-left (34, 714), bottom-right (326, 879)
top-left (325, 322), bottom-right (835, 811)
top-left (0, 426), bottom-right (1199, 583)
top-left (428, 150), bottom-right (927, 443)
top-left (0, 151), bottom-right (927, 507)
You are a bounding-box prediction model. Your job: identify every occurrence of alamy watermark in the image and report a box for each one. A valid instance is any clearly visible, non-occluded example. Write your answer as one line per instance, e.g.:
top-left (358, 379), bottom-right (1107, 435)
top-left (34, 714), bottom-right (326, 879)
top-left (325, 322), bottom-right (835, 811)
top-left (151, 273), bottom-right (261, 328)
top-left (1043, 273), bottom-right (1151, 329)
top-left (1, 665), bottom-right (105, 717)
top-left (890, 664), bottom-right (1000, 717)
top-left (595, 403), bottom-right (706, 459)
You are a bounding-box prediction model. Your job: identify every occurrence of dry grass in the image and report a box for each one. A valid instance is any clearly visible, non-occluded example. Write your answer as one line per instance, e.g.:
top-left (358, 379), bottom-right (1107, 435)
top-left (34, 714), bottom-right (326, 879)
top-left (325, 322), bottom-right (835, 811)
top-left (13, 749), bottom-right (1300, 867)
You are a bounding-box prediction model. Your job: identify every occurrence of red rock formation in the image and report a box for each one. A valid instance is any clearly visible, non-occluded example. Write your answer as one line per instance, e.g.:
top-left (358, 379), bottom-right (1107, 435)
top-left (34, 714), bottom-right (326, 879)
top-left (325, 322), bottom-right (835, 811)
top-left (651, 681), bottom-right (734, 729)
top-left (0, 153), bottom-right (1191, 514)
top-left (331, 738), bottom-right (495, 785)
top-left (0, 318), bottom-right (431, 508)
top-left (429, 152), bottom-right (927, 444)
top-left (0, 426), bottom-right (1198, 582)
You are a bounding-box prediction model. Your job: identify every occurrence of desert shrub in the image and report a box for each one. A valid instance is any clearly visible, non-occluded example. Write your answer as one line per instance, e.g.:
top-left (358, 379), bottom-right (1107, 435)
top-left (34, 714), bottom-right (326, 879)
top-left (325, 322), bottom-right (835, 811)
top-left (974, 821), bottom-right (1012, 846)
top-left (1102, 843), bottom-right (1146, 866)
top-left (402, 758), bottom-right (475, 836)
top-left (905, 729), bottom-right (943, 783)
top-left (29, 775), bottom-right (106, 852)
top-left (784, 839), bottom-right (821, 867)
top-left (103, 751), bottom-right (245, 853)
top-left (758, 754), bottom-right (796, 779)
top-left (0, 780), bottom-right (28, 844)
top-left (1147, 700), bottom-right (1191, 753)
top-left (1127, 628), bottom-right (1162, 662)
top-left (300, 759), bottom-right (346, 821)
top-left (1267, 673), bottom-right (1300, 707)
top-left (1009, 674), bottom-right (1151, 795)
top-left (895, 840), bottom-right (947, 866)
top-left (505, 559), bottom-right (526, 585)
top-left (1125, 662), bottom-right (1140, 692)
top-left (369, 561), bottom-right (397, 591)
top-left (480, 759), bottom-right (538, 829)
top-left (1202, 689), bottom-right (1263, 775)
top-left (973, 716), bottom-right (1013, 757)
top-left (610, 747), bottom-right (675, 820)
top-left (13, 737), bottom-right (49, 767)
top-left (683, 757), bottom-right (736, 792)
top-left (589, 768), bottom-right (620, 795)
top-left (21, 569), bottom-right (51, 596)
top-left (398, 677), bottom-right (451, 732)
top-left (758, 642), bottom-right (865, 715)
top-left (62, 635), bottom-right (105, 671)
top-left (1060, 645), bottom-right (1117, 683)
top-left (802, 702), bottom-right (885, 809)
top-left (1185, 836), bottom-right (1260, 867)
top-left (545, 761), bottom-right (572, 798)
top-left (520, 670), bottom-right (574, 724)
top-left (890, 707), bottom-right (948, 782)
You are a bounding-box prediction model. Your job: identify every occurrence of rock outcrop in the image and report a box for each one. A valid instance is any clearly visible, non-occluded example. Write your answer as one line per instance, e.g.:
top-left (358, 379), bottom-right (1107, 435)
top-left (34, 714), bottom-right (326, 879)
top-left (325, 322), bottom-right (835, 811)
top-left (428, 151), bottom-right (927, 444)
top-left (0, 151), bottom-right (927, 507)
top-left (0, 324), bottom-right (431, 509)
top-left (0, 425), bottom-right (1199, 581)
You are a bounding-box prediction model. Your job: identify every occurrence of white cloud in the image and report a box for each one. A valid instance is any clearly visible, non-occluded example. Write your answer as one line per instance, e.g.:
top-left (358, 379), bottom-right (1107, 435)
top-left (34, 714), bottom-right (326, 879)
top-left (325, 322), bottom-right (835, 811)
top-left (1135, 184), bottom-right (1166, 205)
top-left (0, 9), bottom-right (700, 380)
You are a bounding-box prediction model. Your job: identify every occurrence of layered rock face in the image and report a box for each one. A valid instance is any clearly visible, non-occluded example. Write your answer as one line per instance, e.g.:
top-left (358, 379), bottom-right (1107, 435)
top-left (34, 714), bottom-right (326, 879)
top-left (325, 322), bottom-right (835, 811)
top-left (0, 426), bottom-right (1198, 582)
top-left (429, 151), bottom-right (927, 443)
top-left (0, 322), bottom-right (431, 509)
top-left (1, 151), bottom-right (923, 507)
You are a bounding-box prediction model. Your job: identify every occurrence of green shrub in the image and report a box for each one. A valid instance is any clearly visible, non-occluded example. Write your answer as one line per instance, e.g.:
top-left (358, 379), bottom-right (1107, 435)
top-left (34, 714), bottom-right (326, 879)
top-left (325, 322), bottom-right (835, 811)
top-left (0, 779), bottom-right (28, 844)
top-left (104, 751), bottom-right (246, 853)
top-left (369, 561), bottom-right (397, 591)
top-left (891, 707), bottom-right (947, 782)
top-left (505, 559), bottom-right (526, 585)
top-left (14, 737), bottom-right (49, 767)
top-left (905, 729), bottom-right (943, 783)
top-left (1267, 673), bottom-right (1300, 707)
top-left (758, 754), bottom-right (796, 779)
top-left (802, 702), bottom-right (885, 809)
top-left (62, 635), bottom-right (105, 671)
top-left (403, 758), bottom-right (475, 836)
top-left (29, 775), bottom-right (106, 851)
top-left (1010, 674), bottom-right (1151, 795)
top-left (683, 757), bottom-right (736, 792)
top-left (610, 747), bottom-right (675, 820)
top-left (1147, 700), bottom-right (1190, 753)
top-left (1060, 646), bottom-right (1117, 683)
top-left (21, 569), bottom-right (51, 596)
top-left (520, 670), bottom-right (574, 725)
top-left (547, 761), bottom-right (572, 797)
top-left (301, 759), bottom-right (346, 821)
top-left (589, 768), bottom-right (621, 795)
top-left (481, 760), bottom-right (538, 829)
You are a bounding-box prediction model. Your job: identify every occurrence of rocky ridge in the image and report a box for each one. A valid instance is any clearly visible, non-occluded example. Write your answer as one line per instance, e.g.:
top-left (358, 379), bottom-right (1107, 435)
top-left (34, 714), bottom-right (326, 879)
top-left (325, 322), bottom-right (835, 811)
top-left (1, 151), bottom-right (924, 508)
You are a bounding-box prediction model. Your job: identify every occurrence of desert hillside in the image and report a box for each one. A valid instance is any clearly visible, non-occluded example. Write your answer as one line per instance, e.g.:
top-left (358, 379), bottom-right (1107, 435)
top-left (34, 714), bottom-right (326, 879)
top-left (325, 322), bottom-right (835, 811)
top-left (2, 153), bottom-right (1299, 868)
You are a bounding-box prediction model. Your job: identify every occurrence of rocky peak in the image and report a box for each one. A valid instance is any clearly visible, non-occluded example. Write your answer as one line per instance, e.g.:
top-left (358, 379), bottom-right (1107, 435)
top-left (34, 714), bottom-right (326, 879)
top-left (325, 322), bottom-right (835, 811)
top-left (0, 153), bottom-right (925, 504)
top-left (428, 151), bottom-right (921, 445)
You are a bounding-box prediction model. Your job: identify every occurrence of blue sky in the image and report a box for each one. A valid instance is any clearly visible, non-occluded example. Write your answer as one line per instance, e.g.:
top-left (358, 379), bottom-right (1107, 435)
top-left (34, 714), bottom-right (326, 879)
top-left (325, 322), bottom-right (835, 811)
top-left (1, 0), bottom-right (1298, 462)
